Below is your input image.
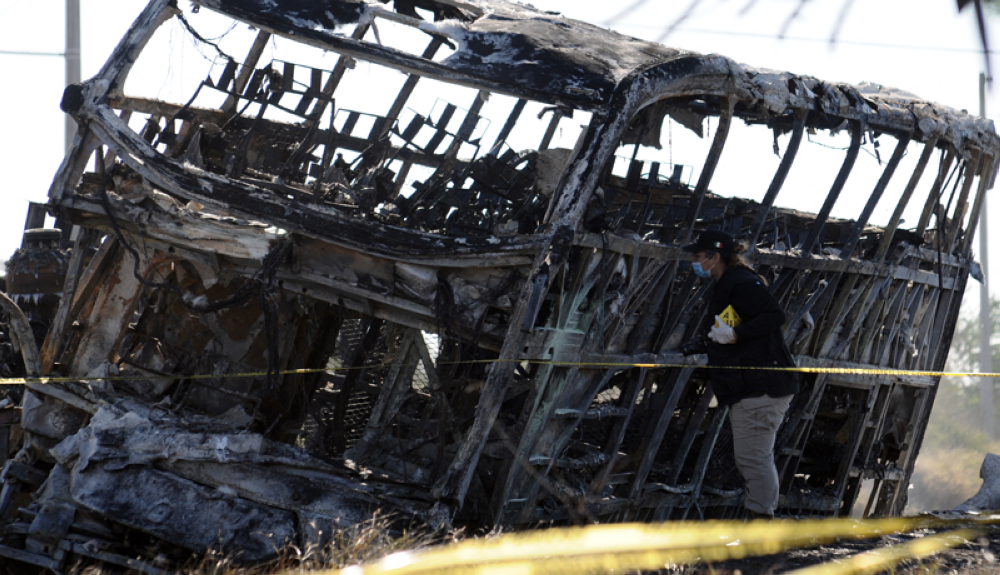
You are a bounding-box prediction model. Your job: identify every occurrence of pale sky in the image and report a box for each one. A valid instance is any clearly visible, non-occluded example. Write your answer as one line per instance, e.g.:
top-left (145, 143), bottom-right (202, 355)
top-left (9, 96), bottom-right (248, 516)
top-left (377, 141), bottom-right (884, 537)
top-left (0, 0), bottom-right (997, 319)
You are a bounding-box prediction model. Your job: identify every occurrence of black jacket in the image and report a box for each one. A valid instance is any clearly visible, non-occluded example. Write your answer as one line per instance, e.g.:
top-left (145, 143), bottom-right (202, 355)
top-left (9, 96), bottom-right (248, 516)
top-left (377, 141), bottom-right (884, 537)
top-left (704, 267), bottom-right (799, 406)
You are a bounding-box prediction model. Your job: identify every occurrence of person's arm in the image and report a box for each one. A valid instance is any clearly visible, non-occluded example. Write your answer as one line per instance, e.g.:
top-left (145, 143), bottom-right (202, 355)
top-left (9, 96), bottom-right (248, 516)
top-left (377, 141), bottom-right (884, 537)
top-left (731, 280), bottom-right (786, 341)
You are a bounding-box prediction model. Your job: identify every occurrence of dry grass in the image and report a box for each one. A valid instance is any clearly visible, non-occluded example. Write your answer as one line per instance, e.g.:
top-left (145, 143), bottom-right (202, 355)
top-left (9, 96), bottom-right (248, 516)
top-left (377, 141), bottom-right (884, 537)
top-left (54, 516), bottom-right (1000, 575)
top-left (66, 514), bottom-right (458, 575)
top-left (906, 372), bottom-right (1000, 513)
top-left (267, 515), bottom-right (458, 572)
top-left (909, 447), bottom-right (989, 512)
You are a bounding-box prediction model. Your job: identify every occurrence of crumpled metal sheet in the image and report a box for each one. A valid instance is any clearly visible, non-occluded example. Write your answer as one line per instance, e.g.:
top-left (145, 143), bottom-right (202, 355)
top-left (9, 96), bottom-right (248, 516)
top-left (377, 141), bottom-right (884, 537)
top-left (70, 463), bottom-right (297, 563)
top-left (44, 401), bottom-right (411, 561)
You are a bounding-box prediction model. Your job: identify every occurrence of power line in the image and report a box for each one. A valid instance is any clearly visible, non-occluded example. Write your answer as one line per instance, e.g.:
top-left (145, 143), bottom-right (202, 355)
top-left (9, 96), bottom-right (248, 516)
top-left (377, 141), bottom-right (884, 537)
top-left (0, 16), bottom-right (990, 59)
top-left (617, 25), bottom-right (998, 55)
top-left (0, 25), bottom-right (988, 58)
top-left (0, 0), bottom-right (29, 18)
top-left (0, 49), bottom-right (65, 57)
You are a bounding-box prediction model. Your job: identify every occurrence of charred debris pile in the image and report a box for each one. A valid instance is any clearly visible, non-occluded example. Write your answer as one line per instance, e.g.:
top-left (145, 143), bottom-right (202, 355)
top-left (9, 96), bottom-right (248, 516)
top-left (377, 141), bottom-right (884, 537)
top-left (0, 0), bottom-right (997, 570)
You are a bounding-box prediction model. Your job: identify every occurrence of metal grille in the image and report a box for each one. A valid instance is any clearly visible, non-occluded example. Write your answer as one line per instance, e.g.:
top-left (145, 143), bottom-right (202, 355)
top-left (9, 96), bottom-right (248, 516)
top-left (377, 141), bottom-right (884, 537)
top-left (303, 319), bottom-right (395, 457)
top-left (410, 332), bottom-right (441, 393)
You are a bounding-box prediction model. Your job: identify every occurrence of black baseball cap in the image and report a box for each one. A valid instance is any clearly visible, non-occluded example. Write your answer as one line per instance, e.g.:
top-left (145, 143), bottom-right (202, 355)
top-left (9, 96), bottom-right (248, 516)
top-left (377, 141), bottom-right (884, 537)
top-left (682, 230), bottom-right (735, 255)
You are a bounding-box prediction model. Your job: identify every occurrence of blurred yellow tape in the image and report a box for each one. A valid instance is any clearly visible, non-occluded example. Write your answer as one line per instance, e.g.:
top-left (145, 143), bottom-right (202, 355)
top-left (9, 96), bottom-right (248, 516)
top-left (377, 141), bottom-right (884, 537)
top-left (316, 516), bottom-right (999, 575)
top-left (1, 359), bottom-right (999, 385)
top-left (785, 528), bottom-right (980, 575)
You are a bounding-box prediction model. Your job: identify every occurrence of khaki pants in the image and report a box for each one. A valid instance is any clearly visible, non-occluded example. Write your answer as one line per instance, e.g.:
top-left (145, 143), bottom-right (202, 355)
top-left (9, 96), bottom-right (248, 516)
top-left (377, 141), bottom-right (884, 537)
top-left (729, 394), bottom-right (793, 515)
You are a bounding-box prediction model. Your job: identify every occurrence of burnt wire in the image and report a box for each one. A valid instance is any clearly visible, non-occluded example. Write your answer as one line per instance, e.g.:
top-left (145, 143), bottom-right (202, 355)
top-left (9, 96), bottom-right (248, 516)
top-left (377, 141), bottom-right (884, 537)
top-left (932, 161), bottom-right (966, 292)
top-left (806, 132), bottom-right (892, 162)
top-left (194, 19), bottom-right (238, 43)
top-left (175, 12), bottom-right (237, 62)
top-left (95, 162), bottom-right (291, 390)
top-left (940, 163), bottom-right (965, 221)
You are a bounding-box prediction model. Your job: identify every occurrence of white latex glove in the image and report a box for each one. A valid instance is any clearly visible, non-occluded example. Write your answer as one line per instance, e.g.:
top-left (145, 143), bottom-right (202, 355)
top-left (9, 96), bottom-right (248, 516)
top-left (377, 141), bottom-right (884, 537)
top-left (708, 315), bottom-right (737, 344)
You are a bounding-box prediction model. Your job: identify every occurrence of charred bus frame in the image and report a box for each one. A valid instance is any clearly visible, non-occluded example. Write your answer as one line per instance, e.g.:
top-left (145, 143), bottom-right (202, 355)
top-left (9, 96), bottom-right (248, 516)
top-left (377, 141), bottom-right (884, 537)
top-left (0, 0), bottom-right (997, 568)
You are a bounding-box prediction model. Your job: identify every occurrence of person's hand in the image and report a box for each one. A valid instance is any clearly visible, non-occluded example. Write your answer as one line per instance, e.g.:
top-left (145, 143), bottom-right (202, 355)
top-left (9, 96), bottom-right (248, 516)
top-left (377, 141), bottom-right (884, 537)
top-left (708, 315), bottom-right (736, 344)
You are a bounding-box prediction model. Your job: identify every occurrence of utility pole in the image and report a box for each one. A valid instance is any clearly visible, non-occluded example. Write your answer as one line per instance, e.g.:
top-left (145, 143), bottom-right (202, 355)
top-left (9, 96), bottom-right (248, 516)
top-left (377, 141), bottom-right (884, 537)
top-left (65, 0), bottom-right (81, 149)
top-left (980, 71), bottom-right (994, 441)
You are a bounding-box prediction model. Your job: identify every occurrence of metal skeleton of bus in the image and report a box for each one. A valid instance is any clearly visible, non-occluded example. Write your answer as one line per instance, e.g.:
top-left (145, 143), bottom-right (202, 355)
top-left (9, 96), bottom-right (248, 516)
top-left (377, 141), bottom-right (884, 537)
top-left (0, 0), bottom-right (997, 569)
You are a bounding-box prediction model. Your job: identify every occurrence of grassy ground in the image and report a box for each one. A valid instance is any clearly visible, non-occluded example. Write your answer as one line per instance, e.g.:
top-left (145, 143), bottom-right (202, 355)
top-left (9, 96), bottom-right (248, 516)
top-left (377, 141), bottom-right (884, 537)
top-left (43, 523), bottom-right (1000, 575)
top-left (906, 297), bottom-right (1000, 514)
top-left (10, 515), bottom-right (454, 575)
top-left (907, 375), bottom-right (1000, 513)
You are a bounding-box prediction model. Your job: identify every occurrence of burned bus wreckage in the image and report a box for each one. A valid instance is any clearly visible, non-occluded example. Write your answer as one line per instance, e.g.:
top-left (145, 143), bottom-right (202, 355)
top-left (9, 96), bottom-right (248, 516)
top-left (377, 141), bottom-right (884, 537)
top-left (0, 0), bottom-right (998, 569)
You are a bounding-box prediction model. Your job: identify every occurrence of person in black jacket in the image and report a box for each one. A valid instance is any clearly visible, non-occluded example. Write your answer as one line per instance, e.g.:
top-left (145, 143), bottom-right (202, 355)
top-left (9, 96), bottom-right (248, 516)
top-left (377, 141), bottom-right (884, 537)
top-left (682, 230), bottom-right (798, 520)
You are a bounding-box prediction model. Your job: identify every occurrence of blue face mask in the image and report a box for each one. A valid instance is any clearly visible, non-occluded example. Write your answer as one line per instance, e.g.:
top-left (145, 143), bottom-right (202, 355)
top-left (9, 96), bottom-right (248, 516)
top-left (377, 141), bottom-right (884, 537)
top-left (692, 258), bottom-right (716, 279)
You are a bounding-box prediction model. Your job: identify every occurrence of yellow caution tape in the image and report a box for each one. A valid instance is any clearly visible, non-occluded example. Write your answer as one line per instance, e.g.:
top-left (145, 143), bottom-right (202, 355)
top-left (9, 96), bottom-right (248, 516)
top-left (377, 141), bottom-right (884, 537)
top-left (304, 516), bottom-right (997, 575)
top-left (561, 362), bottom-right (997, 378)
top-left (784, 528), bottom-right (980, 575)
top-left (0, 359), bottom-right (997, 385)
